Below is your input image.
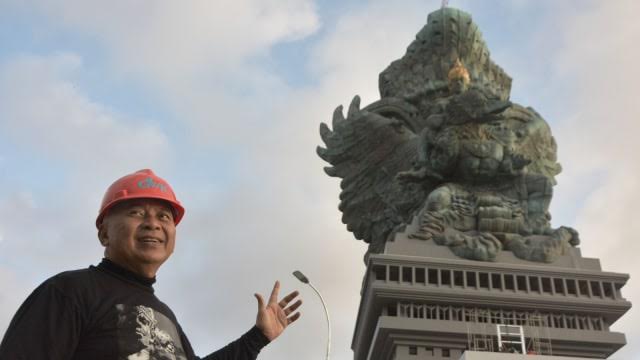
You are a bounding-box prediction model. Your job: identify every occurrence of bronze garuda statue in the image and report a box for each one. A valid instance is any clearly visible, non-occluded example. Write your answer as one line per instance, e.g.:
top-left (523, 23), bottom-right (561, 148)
top-left (317, 7), bottom-right (579, 263)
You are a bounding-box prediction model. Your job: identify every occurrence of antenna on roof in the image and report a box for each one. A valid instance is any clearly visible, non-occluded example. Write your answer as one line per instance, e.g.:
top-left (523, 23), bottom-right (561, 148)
top-left (442, 0), bottom-right (449, 8)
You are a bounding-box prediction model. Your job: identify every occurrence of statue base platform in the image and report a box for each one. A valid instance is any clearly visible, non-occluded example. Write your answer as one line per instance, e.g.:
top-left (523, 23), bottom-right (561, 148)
top-left (459, 351), bottom-right (596, 360)
top-left (350, 225), bottom-right (631, 359)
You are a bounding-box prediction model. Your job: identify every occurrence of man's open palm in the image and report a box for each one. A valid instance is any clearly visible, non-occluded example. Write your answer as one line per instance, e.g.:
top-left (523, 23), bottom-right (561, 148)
top-left (255, 281), bottom-right (302, 341)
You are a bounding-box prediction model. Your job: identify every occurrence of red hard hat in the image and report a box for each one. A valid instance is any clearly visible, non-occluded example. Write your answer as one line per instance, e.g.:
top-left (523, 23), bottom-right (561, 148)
top-left (96, 169), bottom-right (185, 228)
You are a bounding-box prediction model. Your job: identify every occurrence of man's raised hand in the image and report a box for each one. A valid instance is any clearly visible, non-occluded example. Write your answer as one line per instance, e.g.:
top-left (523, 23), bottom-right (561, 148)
top-left (254, 281), bottom-right (302, 341)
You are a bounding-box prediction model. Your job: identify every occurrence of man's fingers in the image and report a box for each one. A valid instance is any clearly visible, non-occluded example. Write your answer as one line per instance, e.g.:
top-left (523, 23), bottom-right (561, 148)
top-left (268, 281), bottom-right (280, 304)
top-left (278, 290), bottom-right (299, 308)
top-left (284, 299), bottom-right (302, 315)
top-left (287, 312), bottom-right (301, 324)
top-left (254, 293), bottom-right (265, 310)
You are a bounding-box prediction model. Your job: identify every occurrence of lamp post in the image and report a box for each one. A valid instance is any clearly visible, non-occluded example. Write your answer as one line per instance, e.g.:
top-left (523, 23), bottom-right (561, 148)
top-left (293, 270), bottom-right (331, 360)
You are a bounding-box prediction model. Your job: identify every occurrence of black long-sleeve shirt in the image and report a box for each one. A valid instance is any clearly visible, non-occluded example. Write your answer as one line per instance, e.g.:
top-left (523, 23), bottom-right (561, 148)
top-left (0, 259), bottom-right (270, 359)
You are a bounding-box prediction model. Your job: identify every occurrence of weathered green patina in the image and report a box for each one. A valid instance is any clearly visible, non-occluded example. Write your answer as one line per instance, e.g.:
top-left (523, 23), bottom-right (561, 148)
top-left (317, 7), bottom-right (579, 263)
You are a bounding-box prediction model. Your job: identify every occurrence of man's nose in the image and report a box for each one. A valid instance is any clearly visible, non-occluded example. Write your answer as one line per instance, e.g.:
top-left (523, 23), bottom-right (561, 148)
top-left (141, 213), bottom-right (162, 229)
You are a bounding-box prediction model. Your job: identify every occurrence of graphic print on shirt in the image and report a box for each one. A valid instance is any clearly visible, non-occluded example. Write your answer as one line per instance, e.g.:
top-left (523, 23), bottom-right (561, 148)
top-left (116, 304), bottom-right (187, 360)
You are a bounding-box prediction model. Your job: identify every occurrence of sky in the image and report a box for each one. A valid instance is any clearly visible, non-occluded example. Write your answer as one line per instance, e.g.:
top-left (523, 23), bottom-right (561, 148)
top-left (0, 0), bottom-right (638, 359)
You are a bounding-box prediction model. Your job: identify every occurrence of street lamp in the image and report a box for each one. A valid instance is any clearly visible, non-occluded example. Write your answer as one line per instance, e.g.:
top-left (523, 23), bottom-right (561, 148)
top-left (293, 270), bottom-right (331, 360)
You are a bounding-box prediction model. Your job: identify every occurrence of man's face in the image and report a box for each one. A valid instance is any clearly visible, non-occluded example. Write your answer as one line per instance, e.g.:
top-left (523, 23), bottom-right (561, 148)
top-left (99, 199), bottom-right (177, 276)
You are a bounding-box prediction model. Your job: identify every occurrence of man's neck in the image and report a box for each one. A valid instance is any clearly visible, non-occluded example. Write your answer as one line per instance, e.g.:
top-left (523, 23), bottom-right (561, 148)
top-left (104, 256), bottom-right (159, 279)
top-left (98, 258), bottom-right (157, 289)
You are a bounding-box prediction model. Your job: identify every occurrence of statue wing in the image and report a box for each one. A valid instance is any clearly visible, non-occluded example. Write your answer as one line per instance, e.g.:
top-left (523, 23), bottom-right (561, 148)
top-left (317, 96), bottom-right (427, 252)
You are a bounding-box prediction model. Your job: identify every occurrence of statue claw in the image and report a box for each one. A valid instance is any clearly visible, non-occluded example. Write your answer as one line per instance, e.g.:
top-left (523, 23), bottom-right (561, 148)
top-left (324, 166), bottom-right (338, 177)
top-left (332, 105), bottom-right (345, 128)
top-left (316, 146), bottom-right (329, 160)
top-left (348, 95), bottom-right (361, 118)
top-left (319, 123), bottom-right (331, 143)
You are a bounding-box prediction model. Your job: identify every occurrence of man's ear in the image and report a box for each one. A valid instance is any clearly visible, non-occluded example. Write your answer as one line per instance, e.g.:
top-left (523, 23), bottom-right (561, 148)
top-left (98, 222), bottom-right (109, 247)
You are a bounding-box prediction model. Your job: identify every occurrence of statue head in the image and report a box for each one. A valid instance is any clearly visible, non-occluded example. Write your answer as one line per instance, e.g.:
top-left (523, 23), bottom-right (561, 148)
top-left (447, 58), bottom-right (470, 94)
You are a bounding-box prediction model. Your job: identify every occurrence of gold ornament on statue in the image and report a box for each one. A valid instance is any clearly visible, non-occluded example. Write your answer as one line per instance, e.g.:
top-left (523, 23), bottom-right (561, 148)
top-left (447, 58), bottom-right (470, 84)
top-left (447, 58), bottom-right (470, 94)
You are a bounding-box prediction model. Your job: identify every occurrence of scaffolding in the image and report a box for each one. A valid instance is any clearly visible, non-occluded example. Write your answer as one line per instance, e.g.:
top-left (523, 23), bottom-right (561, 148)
top-left (525, 313), bottom-right (553, 355)
top-left (465, 309), bottom-right (494, 352)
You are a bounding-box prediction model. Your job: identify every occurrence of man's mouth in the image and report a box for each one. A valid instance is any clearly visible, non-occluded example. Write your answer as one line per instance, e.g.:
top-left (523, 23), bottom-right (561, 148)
top-left (139, 237), bottom-right (163, 244)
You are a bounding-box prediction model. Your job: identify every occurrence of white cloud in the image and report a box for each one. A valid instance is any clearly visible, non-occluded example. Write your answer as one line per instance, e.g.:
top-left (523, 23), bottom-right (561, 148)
top-left (549, 0), bottom-right (640, 263)
top-left (17, 0), bottom-right (319, 86)
top-left (9, 0), bottom-right (320, 148)
top-left (0, 190), bottom-right (99, 282)
top-left (311, 0), bottom-right (434, 105)
top-left (547, 1), bottom-right (640, 358)
top-left (0, 52), bottom-right (172, 176)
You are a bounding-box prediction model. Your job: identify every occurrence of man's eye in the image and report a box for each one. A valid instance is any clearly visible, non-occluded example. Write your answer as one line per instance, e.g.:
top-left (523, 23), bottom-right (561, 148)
top-left (159, 213), bottom-right (173, 221)
top-left (129, 209), bottom-right (145, 216)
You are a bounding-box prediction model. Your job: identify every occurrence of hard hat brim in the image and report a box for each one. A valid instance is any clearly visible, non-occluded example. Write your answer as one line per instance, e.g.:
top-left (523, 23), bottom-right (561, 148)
top-left (95, 195), bottom-right (185, 228)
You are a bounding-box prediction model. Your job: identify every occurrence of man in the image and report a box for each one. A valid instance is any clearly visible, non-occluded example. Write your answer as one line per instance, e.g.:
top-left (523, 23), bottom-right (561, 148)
top-left (0, 169), bottom-right (302, 359)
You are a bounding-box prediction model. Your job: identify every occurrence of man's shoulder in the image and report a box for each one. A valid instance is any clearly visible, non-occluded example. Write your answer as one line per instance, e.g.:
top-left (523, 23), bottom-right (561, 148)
top-left (39, 265), bottom-right (101, 295)
top-left (48, 265), bottom-right (96, 282)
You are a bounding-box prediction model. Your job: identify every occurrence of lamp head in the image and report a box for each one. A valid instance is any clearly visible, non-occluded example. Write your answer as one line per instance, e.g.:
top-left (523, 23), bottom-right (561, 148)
top-left (293, 270), bottom-right (310, 284)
